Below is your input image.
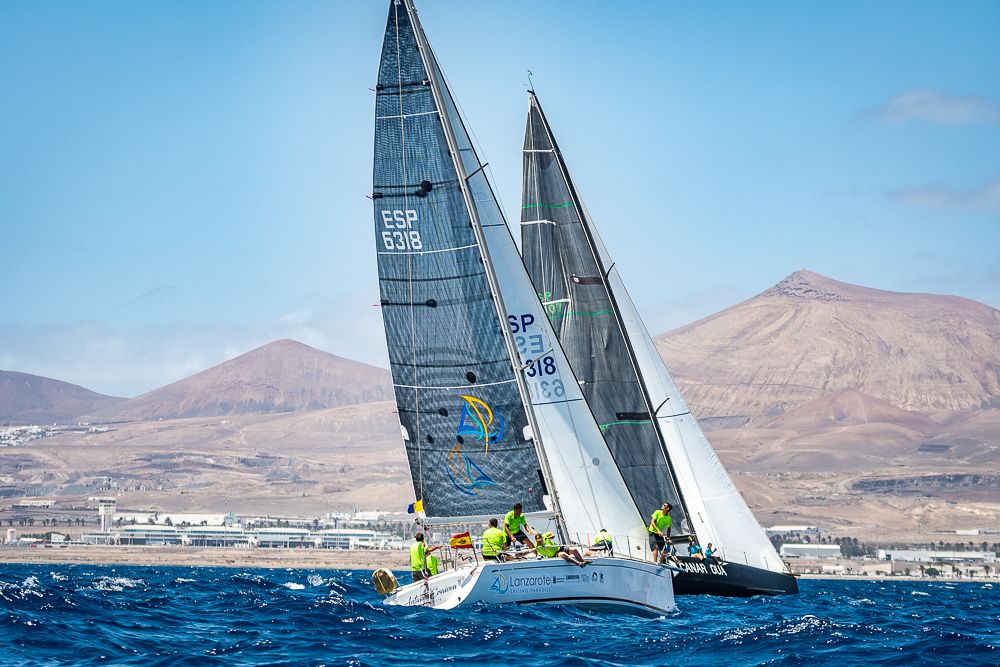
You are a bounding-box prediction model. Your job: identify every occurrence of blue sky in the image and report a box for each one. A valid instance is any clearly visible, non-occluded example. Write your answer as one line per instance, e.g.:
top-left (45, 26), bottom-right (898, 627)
top-left (2, 1), bottom-right (998, 397)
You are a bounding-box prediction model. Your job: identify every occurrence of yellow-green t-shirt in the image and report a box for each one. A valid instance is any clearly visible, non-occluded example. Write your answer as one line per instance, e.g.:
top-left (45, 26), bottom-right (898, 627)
top-left (482, 526), bottom-right (506, 557)
top-left (409, 541), bottom-right (426, 571)
top-left (537, 535), bottom-right (559, 558)
top-left (504, 511), bottom-right (527, 534)
top-left (648, 510), bottom-right (672, 534)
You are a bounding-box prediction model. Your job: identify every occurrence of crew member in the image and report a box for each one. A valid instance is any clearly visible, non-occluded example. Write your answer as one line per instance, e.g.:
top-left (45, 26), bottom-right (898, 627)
top-left (534, 531), bottom-right (589, 567)
top-left (586, 528), bottom-right (614, 556)
top-left (648, 502), bottom-right (673, 563)
top-left (482, 518), bottom-right (507, 562)
top-left (504, 503), bottom-right (536, 549)
top-left (410, 532), bottom-right (441, 583)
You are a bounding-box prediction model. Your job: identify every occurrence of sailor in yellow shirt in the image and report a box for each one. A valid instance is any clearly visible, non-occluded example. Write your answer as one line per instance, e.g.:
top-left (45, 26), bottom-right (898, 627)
top-left (503, 502), bottom-right (536, 549)
top-left (409, 532), bottom-right (441, 583)
top-left (585, 528), bottom-right (614, 556)
top-left (533, 531), bottom-right (589, 567)
top-left (648, 502), bottom-right (673, 563)
top-left (481, 518), bottom-right (508, 562)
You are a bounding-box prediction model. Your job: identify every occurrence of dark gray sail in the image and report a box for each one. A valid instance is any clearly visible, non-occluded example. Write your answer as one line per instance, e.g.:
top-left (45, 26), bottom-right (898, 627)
top-left (373, 1), bottom-right (544, 518)
top-left (520, 93), bottom-right (689, 530)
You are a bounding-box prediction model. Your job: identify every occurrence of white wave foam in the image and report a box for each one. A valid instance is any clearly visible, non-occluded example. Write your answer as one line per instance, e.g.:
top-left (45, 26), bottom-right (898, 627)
top-left (91, 576), bottom-right (145, 592)
top-left (283, 582), bottom-right (305, 590)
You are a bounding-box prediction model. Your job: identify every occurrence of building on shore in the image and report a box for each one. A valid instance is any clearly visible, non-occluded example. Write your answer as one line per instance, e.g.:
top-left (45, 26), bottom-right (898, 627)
top-left (877, 548), bottom-right (997, 564)
top-left (780, 543), bottom-right (842, 559)
top-left (81, 525), bottom-right (396, 549)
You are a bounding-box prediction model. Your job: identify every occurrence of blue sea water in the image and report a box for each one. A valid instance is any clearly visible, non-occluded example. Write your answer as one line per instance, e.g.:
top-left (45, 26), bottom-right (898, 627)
top-left (0, 564), bottom-right (996, 666)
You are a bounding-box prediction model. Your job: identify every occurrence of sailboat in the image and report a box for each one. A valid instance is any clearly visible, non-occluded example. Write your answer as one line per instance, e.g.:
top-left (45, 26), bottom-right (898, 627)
top-left (369, 0), bottom-right (675, 614)
top-left (520, 92), bottom-right (798, 596)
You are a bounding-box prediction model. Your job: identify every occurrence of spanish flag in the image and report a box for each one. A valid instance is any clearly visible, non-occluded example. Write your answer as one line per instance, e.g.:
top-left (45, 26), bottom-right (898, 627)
top-left (407, 499), bottom-right (423, 514)
top-left (449, 531), bottom-right (473, 549)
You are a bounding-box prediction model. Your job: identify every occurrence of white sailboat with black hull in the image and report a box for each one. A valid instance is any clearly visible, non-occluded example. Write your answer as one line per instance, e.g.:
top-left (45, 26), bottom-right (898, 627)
top-left (370, 0), bottom-right (675, 614)
top-left (519, 92), bottom-right (797, 597)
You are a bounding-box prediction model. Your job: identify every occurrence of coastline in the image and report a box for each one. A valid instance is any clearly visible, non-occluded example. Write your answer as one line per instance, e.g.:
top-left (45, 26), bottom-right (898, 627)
top-left (1, 547), bottom-right (996, 583)
top-left (0, 546), bottom-right (407, 570)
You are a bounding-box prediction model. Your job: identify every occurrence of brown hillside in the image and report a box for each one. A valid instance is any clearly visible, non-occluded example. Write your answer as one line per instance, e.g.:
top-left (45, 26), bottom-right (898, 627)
top-left (90, 339), bottom-right (392, 422)
top-left (656, 270), bottom-right (1000, 421)
top-left (0, 371), bottom-right (124, 424)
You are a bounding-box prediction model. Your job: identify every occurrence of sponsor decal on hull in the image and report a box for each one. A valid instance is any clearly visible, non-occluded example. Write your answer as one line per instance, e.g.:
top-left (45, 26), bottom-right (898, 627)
top-left (679, 561), bottom-right (729, 577)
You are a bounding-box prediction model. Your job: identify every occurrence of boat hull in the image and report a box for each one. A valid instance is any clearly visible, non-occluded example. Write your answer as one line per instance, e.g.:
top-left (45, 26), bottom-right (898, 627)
top-left (384, 557), bottom-right (676, 615)
top-left (670, 556), bottom-right (799, 596)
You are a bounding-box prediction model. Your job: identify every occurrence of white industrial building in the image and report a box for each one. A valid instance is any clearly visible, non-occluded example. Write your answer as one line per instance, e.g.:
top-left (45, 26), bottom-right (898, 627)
top-left (877, 549), bottom-right (997, 564)
top-left (779, 543), bottom-right (842, 559)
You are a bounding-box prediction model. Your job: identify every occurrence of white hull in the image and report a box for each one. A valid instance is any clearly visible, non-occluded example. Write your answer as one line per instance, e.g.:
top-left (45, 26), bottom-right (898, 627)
top-left (384, 557), bottom-right (676, 616)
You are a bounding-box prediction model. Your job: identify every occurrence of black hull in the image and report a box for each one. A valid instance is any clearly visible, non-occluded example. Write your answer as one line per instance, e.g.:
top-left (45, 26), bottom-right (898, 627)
top-left (670, 557), bottom-right (799, 596)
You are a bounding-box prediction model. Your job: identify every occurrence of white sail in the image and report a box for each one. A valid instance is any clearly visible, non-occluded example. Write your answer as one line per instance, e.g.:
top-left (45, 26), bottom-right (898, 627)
top-left (578, 195), bottom-right (785, 573)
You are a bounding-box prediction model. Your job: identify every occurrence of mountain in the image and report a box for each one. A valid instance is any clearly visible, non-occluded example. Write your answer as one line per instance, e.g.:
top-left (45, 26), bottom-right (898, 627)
top-left (0, 371), bottom-right (125, 424)
top-left (90, 339), bottom-right (393, 422)
top-left (656, 270), bottom-right (1000, 423)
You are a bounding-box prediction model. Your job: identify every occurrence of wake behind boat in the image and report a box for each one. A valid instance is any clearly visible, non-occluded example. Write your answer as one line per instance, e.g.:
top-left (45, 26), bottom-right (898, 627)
top-left (369, 0), bottom-right (677, 614)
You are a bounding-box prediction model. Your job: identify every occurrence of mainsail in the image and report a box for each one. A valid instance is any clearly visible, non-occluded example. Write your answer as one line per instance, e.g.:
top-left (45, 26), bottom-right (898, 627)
top-left (373, 1), bottom-right (646, 549)
top-left (373, 1), bottom-right (541, 518)
top-left (520, 93), bottom-right (785, 573)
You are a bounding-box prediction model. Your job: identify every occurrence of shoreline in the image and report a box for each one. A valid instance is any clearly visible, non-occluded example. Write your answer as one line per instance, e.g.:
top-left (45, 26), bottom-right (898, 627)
top-left (1, 546), bottom-right (996, 583)
top-left (0, 545), bottom-right (407, 570)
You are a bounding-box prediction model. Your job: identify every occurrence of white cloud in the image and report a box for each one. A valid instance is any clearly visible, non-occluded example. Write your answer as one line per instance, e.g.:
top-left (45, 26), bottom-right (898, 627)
top-left (888, 175), bottom-right (1000, 212)
top-left (877, 88), bottom-right (1000, 126)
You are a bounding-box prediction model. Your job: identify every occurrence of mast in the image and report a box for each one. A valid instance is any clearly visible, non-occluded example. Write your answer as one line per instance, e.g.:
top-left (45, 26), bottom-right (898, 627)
top-left (402, 0), bottom-right (568, 540)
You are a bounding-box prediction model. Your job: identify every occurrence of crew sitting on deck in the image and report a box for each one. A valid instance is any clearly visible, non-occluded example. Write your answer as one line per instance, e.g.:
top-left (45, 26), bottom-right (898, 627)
top-left (687, 535), bottom-right (704, 560)
top-left (533, 531), bottom-right (590, 567)
top-left (704, 543), bottom-right (718, 561)
top-left (585, 528), bottom-right (613, 556)
top-left (410, 532), bottom-right (441, 583)
top-left (482, 518), bottom-right (508, 562)
top-left (662, 539), bottom-right (680, 565)
top-left (504, 503), bottom-right (536, 550)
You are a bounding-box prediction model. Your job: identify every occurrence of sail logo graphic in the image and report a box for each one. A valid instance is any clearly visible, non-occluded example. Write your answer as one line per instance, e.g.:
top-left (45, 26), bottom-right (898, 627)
top-left (457, 395), bottom-right (506, 452)
top-left (447, 444), bottom-right (495, 496)
top-left (489, 572), bottom-right (509, 595)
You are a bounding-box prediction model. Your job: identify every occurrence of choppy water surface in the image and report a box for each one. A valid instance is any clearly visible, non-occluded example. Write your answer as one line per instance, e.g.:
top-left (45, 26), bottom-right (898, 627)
top-left (0, 564), bottom-right (996, 666)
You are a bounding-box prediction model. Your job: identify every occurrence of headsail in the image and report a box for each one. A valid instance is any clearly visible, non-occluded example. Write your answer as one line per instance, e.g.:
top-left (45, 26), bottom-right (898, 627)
top-left (520, 93), bottom-right (785, 573)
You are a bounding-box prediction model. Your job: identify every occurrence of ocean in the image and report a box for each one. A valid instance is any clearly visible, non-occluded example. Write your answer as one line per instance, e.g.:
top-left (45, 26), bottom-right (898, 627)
top-left (0, 564), bottom-right (995, 666)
